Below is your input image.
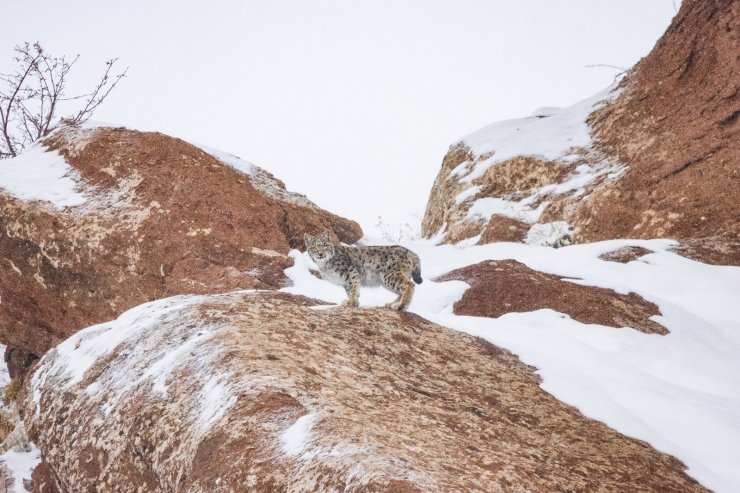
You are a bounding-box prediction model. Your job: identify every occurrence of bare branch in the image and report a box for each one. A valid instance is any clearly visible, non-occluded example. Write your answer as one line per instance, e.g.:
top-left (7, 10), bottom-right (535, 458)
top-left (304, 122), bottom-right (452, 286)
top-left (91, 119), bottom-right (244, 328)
top-left (63, 59), bottom-right (128, 127)
top-left (0, 43), bottom-right (43, 157)
top-left (0, 42), bottom-right (126, 158)
top-left (584, 63), bottom-right (630, 83)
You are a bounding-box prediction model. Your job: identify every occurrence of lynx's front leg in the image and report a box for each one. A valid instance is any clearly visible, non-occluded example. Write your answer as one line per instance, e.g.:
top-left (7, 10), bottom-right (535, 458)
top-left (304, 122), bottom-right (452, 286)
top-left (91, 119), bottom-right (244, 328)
top-left (341, 270), bottom-right (360, 307)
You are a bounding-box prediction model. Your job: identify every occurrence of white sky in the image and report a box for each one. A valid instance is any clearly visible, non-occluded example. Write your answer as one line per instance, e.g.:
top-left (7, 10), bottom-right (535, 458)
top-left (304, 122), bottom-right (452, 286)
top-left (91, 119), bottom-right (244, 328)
top-left (2, 1), bottom-right (678, 236)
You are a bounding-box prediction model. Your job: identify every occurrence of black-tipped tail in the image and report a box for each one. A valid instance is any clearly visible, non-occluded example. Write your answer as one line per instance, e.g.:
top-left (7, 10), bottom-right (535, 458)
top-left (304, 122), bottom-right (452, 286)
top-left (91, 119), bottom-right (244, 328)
top-left (412, 271), bottom-right (423, 284)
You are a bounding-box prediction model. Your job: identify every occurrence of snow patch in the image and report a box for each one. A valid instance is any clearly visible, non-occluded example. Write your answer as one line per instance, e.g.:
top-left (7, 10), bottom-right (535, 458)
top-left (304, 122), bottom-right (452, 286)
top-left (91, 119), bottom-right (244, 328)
top-left (198, 376), bottom-right (237, 430)
top-left (45, 295), bottom-right (204, 391)
top-left (466, 196), bottom-right (547, 224)
top-left (458, 84), bottom-right (620, 180)
top-left (0, 445), bottom-right (41, 493)
top-left (192, 144), bottom-right (257, 176)
top-left (281, 414), bottom-right (318, 457)
top-left (454, 185), bottom-right (481, 205)
top-left (525, 221), bottom-right (572, 247)
top-left (0, 143), bottom-right (87, 208)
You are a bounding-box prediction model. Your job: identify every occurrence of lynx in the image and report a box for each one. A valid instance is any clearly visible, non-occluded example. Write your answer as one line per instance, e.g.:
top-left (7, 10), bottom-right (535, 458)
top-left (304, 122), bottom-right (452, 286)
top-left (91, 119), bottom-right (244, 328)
top-left (304, 231), bottom-right (422, 311)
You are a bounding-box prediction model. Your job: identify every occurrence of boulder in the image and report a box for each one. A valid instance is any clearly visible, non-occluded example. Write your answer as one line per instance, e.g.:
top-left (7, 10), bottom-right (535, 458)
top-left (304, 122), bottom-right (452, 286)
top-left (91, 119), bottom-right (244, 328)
top-left (422, 0), bottom-right (739, 264)
top-left (478, 215), bottom-right (529, 244)
top-left (599, 246), bottom-right (654, 263)
top-left (20, 291), bottom-right (704, 492)
top-left (438, 260), bottom-right (667, 334)
top-left (0, 126), bottom-right (362, 378)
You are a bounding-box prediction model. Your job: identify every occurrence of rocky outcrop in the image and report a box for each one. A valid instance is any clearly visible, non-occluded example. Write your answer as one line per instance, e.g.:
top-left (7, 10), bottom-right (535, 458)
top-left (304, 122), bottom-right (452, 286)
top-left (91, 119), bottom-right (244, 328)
top-left (599, 245), bottom-right (654, 263)
top-left (479, 215), bottom-right (529, 244)
top-left (0, 126), bottom-right (362, 378)
top-left (438, 260), bottom-right (668, 334)
top-left (422, 0), bottom-right (739, 264)
top-left (21, 291), bottom-right (704, 492)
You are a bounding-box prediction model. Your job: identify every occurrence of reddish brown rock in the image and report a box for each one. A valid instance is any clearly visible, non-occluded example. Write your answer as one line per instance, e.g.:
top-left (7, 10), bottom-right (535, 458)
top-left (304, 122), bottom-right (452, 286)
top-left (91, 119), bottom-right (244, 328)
top-left (478, 215), bottom-right (529, 244)
top-left (0, 126), bottom-right (362, 378)
top-left (21, 291), bottom-right (703, 492)
top-left (574, 0), bottom-right (740, 261)
top-left (30, 462), bottom-right (59, 493)
top-left (438, 260), bottom-right (667, 334)
top-left (422, 0), bottom-right (739, 263)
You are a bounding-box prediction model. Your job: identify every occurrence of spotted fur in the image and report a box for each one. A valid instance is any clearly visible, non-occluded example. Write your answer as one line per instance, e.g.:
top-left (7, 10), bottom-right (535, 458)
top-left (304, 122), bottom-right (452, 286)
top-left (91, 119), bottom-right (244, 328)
top-left (304, 231), bottom-right (422, 311)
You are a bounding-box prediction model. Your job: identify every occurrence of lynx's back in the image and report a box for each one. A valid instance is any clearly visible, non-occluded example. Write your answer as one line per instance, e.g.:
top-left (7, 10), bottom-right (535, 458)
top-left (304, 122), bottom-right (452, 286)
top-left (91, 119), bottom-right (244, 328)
top-left (339, 245), bottom-right (422, 287)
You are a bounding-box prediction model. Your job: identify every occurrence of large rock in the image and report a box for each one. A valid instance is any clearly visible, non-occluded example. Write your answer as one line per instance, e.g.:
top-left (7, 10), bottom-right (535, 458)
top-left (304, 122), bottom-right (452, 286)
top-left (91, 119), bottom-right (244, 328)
top-left (0, 126), bottom-right (361, 378)
top-left (20, 291), bottom-right (705, 492)
top-left (437, 260), bottom-right (667, 334)
top-left (422, 0), bottom-right (739, 264)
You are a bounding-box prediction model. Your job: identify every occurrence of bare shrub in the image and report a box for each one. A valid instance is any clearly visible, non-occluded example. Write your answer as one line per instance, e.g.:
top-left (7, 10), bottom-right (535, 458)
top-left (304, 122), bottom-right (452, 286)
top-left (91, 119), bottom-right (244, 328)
top-left (0, 42), bottom-right (127, 158)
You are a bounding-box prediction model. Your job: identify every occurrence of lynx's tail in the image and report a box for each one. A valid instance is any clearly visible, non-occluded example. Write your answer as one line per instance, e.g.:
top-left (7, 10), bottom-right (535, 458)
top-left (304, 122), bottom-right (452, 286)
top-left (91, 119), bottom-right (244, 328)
top-left (411, 253), bottom-right (423, 284)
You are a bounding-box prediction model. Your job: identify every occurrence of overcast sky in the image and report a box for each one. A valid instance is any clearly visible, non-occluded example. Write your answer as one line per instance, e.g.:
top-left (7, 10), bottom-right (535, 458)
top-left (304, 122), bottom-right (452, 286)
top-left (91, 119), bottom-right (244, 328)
top-left (2, 1), bottom-right (678, 236)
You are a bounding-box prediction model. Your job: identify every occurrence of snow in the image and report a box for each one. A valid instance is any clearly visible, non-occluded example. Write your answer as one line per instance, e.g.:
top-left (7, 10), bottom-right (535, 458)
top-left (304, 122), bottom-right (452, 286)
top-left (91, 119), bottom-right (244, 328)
top-left (198, 376), bottom-right (237, 430)
top-left (537, 161), bottom-right (623, 197)
top-left (282, 237), bottom-right (740, 493)
top-left (453, 185), bottom-right (481, 204)
top-left (524, 221), bottom-right (571, 247)
top-left (30, 294), bottom-right (222, 422)
top-left (0, 446), bottom-right (41, 493)
top-left (281, 414), bottom-right (318, 457)
top-left (466, 196), bottom-right (547, 224)
top-left (458, 84), bottom-right (619, 180)
top-left (447, 84), bottom-right (625, 245)
top-left (0, 143), bottom-right (87, 208)
top-left (38, 295), bottom-right (205, 392)
top-left (0, 345), bottom-right (9, 388)
top-left (192, 143), bottom-right (257, 176)
top-left (139, 326), bottom-right (216, 396)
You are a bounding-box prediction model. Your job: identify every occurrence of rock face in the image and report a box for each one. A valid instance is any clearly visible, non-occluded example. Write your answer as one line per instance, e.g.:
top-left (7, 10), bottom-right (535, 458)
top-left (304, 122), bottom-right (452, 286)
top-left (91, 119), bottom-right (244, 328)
top-left (0, 126), bottom-right (362, 378)
top-left (21, 291), bottom-right (705, 493)
top-left (422, 0), bottom-right (739, 264)
top-left (438, 260), bottom-right (667, 334)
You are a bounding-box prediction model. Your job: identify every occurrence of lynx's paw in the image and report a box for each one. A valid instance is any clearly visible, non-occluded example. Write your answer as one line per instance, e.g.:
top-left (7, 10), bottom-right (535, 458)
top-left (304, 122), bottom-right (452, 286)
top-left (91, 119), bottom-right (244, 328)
top-left (385, 301), bottom-right (405, 311)
top-left (342, 299), bottom-right (359, 308)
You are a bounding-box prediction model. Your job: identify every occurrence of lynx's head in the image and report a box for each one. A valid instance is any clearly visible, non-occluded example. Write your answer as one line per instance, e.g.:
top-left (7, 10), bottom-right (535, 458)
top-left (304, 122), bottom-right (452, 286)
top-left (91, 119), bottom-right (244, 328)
top-left (304, 231), bottom-right (335, 264)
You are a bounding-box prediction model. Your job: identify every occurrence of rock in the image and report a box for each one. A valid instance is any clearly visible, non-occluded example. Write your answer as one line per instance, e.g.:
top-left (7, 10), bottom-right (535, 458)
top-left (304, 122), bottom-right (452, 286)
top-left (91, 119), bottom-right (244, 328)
top-left (0, 126), bottom-right (362, 378)
top-left (20, 291), bottom-right (703, 492)
top-left (30, 462), bottom-right (58, 493)
top-left (477, 215), bottom-right (529, 244)
top-left (571, 0), bottom-right (740, 263)
top-left (599, 246), bottom-right (654, 263)
top-left (437, 260), bottom-right (668, 334)
top-left (671, 236), bottom-right (740, 266)
top-left (421, 0), bottom-right (739, 264)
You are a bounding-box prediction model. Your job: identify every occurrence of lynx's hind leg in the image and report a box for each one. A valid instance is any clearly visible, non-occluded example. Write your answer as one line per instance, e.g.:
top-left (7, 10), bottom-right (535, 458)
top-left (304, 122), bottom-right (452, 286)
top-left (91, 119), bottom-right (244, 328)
top-left (383, 272), bottom-right (415, 311)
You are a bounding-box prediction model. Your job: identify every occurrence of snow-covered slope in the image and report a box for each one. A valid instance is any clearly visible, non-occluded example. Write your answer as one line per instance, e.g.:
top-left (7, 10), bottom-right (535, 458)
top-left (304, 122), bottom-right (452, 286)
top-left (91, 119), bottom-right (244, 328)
top-left (284, 238), bottom-right (740, 493)
top-left (421, 83), bottom-right (625, 246)
top-left (0, 144), bottom-right (87, 208)
top-left (422, 0), bottom-right (739, 264)
top-left (23, 270), bottom-right (712, 492)
top-left (459, 85), bottom-right (618, 183)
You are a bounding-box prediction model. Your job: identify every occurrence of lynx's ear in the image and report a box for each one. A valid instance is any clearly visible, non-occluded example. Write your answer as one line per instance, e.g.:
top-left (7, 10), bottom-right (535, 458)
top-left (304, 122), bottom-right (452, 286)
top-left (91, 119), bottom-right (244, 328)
top-left (303, 233), bottom-right (312, 243)
top-left (321, 230), bottom-right (330, 241)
